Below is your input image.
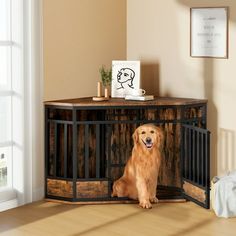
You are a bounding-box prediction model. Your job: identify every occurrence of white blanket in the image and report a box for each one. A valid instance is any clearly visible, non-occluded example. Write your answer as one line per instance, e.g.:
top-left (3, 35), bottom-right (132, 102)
top-left (212, 171), bottom-right (236, 218)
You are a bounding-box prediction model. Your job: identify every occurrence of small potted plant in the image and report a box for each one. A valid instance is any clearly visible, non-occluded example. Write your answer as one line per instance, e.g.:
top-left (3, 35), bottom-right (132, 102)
top-left (99, 65), bottom-right (112, 98)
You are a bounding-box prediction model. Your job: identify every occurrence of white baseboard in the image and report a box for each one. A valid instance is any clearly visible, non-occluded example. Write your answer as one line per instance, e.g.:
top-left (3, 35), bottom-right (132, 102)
top-left (0, 187), bottom-right (44, 212)
top-left (33, 187), bottom-right (44, 202)
top-left (0, 199), bottom-right (18, 212)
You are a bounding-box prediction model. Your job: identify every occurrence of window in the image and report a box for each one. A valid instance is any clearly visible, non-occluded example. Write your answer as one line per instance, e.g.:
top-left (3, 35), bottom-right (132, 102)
top-left (0, 0), bottom-right (43, 212)
top-left (0, 0), bottom-right (13, 190)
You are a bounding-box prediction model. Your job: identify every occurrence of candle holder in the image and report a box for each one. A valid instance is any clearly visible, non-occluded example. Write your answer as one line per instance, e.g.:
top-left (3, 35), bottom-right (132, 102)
top-left (92, 81), bottom-right (109, 101)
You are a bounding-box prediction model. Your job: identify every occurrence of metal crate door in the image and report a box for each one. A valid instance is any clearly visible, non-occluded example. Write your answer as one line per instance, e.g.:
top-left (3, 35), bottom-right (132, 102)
top-left (181, 124), bottom-right (210, 209)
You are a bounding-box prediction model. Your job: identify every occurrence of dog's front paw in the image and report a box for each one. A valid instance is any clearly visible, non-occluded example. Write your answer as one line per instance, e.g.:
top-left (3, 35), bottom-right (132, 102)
top-left (150, 197), bottom-right (159, 204)
top-left (139, 200), bottom-right (152, 209)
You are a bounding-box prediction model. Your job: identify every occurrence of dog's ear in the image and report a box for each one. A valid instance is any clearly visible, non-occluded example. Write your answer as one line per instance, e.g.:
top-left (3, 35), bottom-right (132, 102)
top-left (132, 129), bottom-right (139, 145)
top-left (130, 69), bottom-right (135, 79)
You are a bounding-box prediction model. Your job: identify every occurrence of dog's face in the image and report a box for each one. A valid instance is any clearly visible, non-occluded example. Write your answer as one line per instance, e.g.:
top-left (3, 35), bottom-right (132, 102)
top-left (117, 68), bottom-right (135, 83)
top-left (133, 124), bottom-right (163, 150)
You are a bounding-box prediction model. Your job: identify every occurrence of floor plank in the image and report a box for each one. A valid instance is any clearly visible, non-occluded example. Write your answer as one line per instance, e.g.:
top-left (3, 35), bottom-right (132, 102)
top-left (0, 201), bottom-right (236, 236)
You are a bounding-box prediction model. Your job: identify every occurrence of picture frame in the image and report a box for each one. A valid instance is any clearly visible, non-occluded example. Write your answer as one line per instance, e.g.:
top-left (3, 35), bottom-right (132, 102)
top-left (111, 60), bottom-right (140, 98)
top-left (190, 7), bottom-right (228, 58)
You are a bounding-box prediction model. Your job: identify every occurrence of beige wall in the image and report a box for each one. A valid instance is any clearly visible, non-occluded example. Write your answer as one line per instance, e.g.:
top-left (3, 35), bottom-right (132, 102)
top-left (127, 0), bottom-right (236, 176)
top-left (43, 0), bottom-right (126, 101)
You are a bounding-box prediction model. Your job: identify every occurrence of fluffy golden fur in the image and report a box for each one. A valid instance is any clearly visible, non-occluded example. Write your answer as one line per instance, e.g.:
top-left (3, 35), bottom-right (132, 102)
top-left (112, 124), bottom-right (163, 209)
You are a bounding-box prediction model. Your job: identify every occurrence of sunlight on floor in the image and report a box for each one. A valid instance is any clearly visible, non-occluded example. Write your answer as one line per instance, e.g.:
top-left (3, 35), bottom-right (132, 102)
top-left (0, 201), bottom-right (236, 236)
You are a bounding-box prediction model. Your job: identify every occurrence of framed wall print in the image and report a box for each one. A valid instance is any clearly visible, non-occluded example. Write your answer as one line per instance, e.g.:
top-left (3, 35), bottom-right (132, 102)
top-left (190, 7), bottom-right (228, 58)
top-left (111, 60), bottom-right (140, 98)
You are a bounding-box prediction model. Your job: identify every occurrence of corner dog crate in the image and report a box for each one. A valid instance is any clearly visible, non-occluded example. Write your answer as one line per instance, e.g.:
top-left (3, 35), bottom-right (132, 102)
top-left (44, 97), bottom-right (210, 208)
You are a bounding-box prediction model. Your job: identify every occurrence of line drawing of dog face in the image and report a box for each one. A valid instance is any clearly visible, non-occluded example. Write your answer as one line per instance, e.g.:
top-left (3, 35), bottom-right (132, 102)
top-left (117, 68), bottom-right (135, 89)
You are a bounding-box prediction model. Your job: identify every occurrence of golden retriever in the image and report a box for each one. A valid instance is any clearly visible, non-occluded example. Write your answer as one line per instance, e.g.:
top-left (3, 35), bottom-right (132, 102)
top-left (112, 124), bottom-right (163, 209)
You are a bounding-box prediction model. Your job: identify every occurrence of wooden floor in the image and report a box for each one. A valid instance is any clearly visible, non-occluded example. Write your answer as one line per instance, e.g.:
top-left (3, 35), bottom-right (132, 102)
top-left (0, 201), bottom-right (236, 236)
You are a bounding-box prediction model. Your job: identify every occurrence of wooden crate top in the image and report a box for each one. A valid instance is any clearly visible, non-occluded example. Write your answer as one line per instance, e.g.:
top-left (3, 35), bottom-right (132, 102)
top-left (44, 97), bottom-right (207, 107)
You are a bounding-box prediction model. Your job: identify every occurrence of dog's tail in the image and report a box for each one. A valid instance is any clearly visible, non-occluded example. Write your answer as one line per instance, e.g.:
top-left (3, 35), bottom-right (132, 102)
top-left (111, 178), bottom-right (128, 198)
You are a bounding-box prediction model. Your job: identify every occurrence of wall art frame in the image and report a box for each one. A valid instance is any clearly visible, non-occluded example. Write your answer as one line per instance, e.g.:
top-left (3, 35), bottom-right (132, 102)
top-left (190, 7), bottom-right (229, 58)
top-left (111, 60), bottom-right (140, 98)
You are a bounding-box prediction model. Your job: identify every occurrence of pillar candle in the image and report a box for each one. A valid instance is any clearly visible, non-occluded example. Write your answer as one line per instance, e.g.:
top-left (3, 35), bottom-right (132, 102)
top-left (97, 82), bottom-right (102, 97)
top-left (105, 87), bottom-right (109, 98)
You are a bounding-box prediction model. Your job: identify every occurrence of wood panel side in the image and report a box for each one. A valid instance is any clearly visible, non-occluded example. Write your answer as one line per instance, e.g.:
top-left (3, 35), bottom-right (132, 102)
top-left (77, 181), bottom-right (108, 198)
top-left (47, 179), bottom-right (73, 198)
top-left (183, 181), bottom-right (206, 203)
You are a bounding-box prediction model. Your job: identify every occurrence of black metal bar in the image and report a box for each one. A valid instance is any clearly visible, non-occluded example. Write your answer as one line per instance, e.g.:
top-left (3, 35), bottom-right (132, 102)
top-left (182, 124), bottom-right (209, 133)
top-left (181, 124), bottom-right (185, 190)
top-left (47, 120), bottom-right (73, 125)
top-left (46, 176), bottom-right (109, 182)
top-left (96, 124), bottom-right (100, 178)
top-left (45, 105), bottom-right (73, 110)
top-left (46, 176), bottom-right (109, 181)
top-left (47, 176), bottom-right (73, 181)
top-left (202, 133), bottom-right (205, 187)
top-left (54, 122), bottom-right (57, 177)
top-left (46, 195), bottom-right (130, 203)
top-left (72, 108), bottom-right (77, 200)
top-left (204, 134), bottom-right (209, 187)
top-left (196, 131), bottom-right (200, 184)
top-left (191, 128), bottom-right (194, 181)
top-left (46, 194), bottom-right (185, 202)
top-left (85, 124), bottom-right (89, 179)
top-left (185, 127), bottom-right (188, 179)
top-left (188, 127), bottom-right (191, 180)
top-left (64, 124), bottom-right (68, 178)
top-left (45, 107), bottom-right (49, 196)
top-left (200, 132), bottom-right (203, 186)
top-left (119, 122), bottom-right (124, 177)
top-left (180, 107), bottom-right (186, 183)
top-left (75, 197), bottom-right (132, 201)
top-left (47, 117), bottom-right (204, 126)
top-left (207, 131), bottom-right (210, 188)
top-left (58, 124), bottom-right (62, 177)
top-left (107, 124), bottom-right (112, 196)
top-left (76, 178), bottom-right (109, 181)
top-left (193, 130), bottom-right (196, 182)
top-left (182, 127), bottom-right (185, 179)
top-left (74, 118), bottom-right (202, 125)
top-left (205, 131), bottom-right (211, 208)
top-left (101, 123), bottom-right (105, 178)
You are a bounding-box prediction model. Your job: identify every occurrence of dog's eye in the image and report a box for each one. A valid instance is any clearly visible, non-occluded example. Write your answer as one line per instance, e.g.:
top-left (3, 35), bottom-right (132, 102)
top-left (150, 130), bottom-right (155, 134)
top-left (124, 73), bottom-right (129, 77)
top-left (141, 131), bottom-right (146, 134)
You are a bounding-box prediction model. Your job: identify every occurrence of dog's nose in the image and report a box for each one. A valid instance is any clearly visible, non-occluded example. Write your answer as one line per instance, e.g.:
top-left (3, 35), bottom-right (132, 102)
top-left (146, 137), bottom-right (152, 144)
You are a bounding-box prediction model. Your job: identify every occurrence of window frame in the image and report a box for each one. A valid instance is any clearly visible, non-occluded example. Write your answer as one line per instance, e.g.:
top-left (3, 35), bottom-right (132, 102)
top-left (0, 0), bottom-right (44, 211)
top-left (0, 0), bottom-right (14, 191)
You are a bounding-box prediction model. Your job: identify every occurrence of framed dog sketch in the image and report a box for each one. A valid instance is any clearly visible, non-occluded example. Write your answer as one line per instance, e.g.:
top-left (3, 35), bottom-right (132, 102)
top-left (190, 7), bottom-right (228, 58)
top-left (111, 60), bottom-right (140, 98)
